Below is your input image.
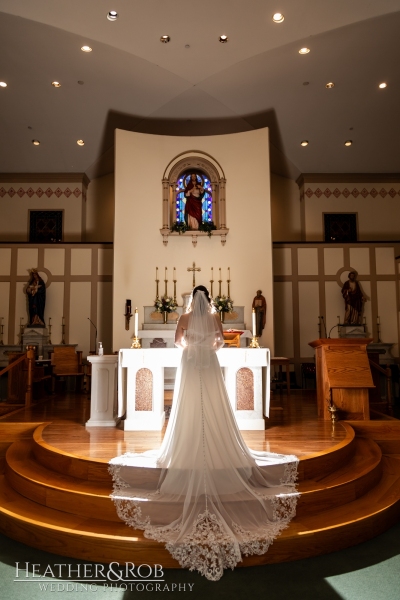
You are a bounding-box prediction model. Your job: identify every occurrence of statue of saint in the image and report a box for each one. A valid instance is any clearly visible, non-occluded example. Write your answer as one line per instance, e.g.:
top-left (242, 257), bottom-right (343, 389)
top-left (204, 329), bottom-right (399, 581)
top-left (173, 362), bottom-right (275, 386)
top-left (184, 173), bottom-right (205, 230)
top-left (341, 271), bottom-right (366, 325)
top-left (26, 269), bottom-right (46, 326)
top-left (252, 290), bottom-right (267, 336)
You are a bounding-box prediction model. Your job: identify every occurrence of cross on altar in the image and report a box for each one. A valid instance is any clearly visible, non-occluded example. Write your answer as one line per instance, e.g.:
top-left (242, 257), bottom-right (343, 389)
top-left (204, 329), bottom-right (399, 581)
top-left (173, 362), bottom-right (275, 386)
top-left (187, 262), bottom-right (201, 288)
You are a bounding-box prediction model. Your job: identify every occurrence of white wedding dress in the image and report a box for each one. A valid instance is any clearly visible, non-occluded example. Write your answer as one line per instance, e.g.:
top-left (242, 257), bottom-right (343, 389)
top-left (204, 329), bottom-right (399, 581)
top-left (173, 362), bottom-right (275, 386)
top-left (109, 291), bottom-right (298, 581)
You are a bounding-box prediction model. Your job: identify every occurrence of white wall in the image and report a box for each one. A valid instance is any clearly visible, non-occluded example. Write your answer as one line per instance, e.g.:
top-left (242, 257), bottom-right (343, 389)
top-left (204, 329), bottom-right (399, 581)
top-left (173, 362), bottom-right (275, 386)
top-left (85, 173), bottom-right (115, 242)
top-left (270, 174), bottom-right (301, 241)
top-left (113, 128), bottom-right (274, 352)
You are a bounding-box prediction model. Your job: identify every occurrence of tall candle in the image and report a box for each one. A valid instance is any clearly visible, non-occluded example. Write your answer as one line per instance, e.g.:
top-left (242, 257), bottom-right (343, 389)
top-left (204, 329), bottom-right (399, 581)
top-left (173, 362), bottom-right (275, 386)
top-left (211, 267), bottom-right (213, 278)
top-left (165, 267), bottom-right (167, 279)
top-left (156, 267), bottom-right (158, 279)
top-left (173, 267), bottom-right (176, 280)
top-left (219, 268), bottom-right (221, 279)
top-left (252, 308), bottom-right (256, 337)
top-left (134, 308), bottom-right (138, 337)
top-left (228, 267), bottom-right (230, 279)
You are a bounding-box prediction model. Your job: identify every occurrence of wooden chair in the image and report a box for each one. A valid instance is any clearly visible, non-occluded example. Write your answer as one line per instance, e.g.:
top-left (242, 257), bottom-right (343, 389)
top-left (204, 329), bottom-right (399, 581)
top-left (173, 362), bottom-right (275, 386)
top-left (51, 347), bottom-right (84, 392)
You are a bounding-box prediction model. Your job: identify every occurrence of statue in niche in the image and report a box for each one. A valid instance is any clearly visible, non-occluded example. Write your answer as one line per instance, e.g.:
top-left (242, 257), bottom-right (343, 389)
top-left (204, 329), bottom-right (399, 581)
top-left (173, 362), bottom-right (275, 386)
top-left (26, 269), bottom-right (46, 326)
top-left (252, 290), bottom-right (267, 336)
top-left (184, 173), bottom-right (205, 230)
top-left (341, 271), bottom-right (366, 325)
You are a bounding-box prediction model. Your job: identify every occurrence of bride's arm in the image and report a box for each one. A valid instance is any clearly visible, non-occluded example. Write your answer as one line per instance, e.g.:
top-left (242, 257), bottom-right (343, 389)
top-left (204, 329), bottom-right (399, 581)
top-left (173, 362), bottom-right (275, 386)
top-left (174, 316), bottom-right (186, 348)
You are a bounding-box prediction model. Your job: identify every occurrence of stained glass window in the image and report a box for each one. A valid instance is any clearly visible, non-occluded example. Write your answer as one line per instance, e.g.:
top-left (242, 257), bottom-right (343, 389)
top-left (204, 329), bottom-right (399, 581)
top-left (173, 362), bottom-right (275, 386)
top-left (175, 171), bottom-right (213, 224)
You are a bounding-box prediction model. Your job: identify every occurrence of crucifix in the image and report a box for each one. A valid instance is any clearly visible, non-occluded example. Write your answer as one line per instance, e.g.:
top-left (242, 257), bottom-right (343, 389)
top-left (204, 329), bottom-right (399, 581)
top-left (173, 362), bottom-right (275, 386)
top-left (187, 262), bottom-right (201, 288)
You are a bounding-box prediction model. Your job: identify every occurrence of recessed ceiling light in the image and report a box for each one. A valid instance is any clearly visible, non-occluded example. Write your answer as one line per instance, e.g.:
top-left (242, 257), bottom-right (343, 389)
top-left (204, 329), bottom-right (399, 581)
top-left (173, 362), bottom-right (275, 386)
top-left (0, 81), bottom-right (7, 87)
top-left (300, 140), bottom-right (309, 146)
top-left (325, 82), bottom-right (335, 89)
top-left (77, 139), bottom-right (85, 146)
top-left (51, 81), bottom-right (61, 88)
top-left (272, 13), bottom-right (284, 23)
top-left (32, 140), bottom-right (40, 146)
top-left (299, 47), bottom-right (310, 54)
top-left (344, 140), bottom-right (352, 146)
top-left (81, 45), bottom-right (92, 52)
top-left (107, 11), bottom-right (118, 21)
top-left (219, 35), bottom-right (229, 43)
top-left (160, 35), bottom-right (170, 43)
top-left (185, 44), bottom-right (190, 49)
top-left (378, 82), bottom-right (387, 89)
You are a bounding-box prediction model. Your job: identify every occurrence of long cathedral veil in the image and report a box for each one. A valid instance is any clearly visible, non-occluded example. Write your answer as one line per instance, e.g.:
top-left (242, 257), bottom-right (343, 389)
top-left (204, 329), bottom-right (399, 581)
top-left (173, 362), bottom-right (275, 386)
top-left (109, 289), bottom-right (299, 581)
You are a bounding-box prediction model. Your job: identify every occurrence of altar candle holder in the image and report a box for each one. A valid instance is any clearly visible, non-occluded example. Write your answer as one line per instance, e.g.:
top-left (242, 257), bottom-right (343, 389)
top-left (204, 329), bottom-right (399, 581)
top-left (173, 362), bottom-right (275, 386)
top-left (0, 317), bottom-right (4, 345)
top-left (249, 308), bottom-right (260, 348)
top-left (130, 336), bottom-right (142, 349)
top-left (173, 268), bottom-right (177, 304)
top-left (218, 267), bottom-right (222, 296)
top-left (227, 267), bottom-right (231, 298)
top-left (155, 267), bottom-right (159, 300)
top-left (125, 299), bottom-right (132, 331)
top-left (210, 267), bottom-right (214, 297)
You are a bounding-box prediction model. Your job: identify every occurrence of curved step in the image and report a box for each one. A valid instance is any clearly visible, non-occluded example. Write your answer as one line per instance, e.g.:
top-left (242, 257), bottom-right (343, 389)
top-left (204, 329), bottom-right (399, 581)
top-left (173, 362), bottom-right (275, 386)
top-left (5, 436), bottom-right (382, 521)
top-left (1, 456), bottom-right (399, 567)
top-left (32, 422), bottom-right (357, 484)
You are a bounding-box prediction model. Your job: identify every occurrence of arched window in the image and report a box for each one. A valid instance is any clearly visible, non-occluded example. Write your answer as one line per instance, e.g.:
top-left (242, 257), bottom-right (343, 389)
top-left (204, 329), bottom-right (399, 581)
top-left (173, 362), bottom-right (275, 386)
top-left (160, 153), bottom-right (229, 247)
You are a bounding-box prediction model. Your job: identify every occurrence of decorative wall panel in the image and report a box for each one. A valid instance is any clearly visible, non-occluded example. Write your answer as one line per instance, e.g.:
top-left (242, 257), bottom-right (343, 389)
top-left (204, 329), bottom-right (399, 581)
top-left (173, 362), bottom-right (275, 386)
top-left (236, 368), bottom-right (254, 411)
top-left (135, 368), bottom-right (153, 411)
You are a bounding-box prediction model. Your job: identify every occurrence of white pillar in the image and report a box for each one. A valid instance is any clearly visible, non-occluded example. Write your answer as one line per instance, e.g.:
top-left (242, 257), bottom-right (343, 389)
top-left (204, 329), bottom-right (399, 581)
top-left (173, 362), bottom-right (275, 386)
top-left (86, 355), bottom-right (118, 427)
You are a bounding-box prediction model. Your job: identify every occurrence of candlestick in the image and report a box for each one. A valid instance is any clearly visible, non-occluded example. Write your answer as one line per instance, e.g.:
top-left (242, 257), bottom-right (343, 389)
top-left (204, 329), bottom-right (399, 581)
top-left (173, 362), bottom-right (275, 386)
top-left (134, 308), bottom-right (138, 337)
top-left (218, 267), bottom-right (222, 296)
top-left (227, 267), bottom-right (231, 298)
top-left (164, 266), bottom-right (168, 298)
top-left (210, 267), bottom-right (214, 297)
top-left (173, 268), bottom-right (177, 304)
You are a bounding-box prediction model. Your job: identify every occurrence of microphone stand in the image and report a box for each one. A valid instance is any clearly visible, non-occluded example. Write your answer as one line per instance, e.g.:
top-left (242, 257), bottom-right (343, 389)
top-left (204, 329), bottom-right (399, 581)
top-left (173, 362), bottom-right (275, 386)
top-left (87, 318), bottom-right (97, 354)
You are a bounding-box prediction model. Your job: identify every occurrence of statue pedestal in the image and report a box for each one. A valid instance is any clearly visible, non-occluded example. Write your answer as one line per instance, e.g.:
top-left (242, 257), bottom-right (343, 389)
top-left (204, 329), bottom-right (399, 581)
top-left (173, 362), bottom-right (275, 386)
top-left (22, 326), bottom-right (49, 355)
top-left (339, 324), bottom-right (367, 338)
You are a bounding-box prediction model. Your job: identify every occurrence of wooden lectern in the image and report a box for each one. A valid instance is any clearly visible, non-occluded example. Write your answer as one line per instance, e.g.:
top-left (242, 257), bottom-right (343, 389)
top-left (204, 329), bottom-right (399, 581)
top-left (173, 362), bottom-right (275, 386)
top-left (309, 338), bottom-right (374, 420)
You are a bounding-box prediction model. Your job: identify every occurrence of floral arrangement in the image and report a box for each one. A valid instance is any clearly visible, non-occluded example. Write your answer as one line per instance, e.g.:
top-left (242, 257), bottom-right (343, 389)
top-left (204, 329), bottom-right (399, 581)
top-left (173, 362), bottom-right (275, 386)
top-left (213, 295), bottom-right (234, 314)
top-left (170, 221), bottom-right (188, 235)
top-left (154, 296), bottom-right (178, 313)
top-left (198, 221), bottom-right (217, 237)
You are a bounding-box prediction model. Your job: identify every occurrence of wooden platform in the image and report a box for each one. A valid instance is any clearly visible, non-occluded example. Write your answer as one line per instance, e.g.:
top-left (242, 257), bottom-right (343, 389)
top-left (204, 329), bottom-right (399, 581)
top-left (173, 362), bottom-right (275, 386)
top-left (0, 391), bottom-right (400, 567)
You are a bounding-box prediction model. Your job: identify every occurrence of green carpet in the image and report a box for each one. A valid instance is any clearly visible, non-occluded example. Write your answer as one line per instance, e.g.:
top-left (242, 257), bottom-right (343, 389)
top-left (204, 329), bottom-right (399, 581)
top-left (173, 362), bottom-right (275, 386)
top-left (1, 521), bottom-right (399, 600)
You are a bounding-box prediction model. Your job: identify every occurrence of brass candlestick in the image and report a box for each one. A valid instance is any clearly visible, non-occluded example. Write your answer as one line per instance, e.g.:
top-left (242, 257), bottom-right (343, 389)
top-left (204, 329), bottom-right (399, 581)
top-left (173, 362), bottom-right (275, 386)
top-left (131, 336), bottom-right (141, 349)
top-left (227, 267), bottom-right (231, 298)
top-left (218, 267), bottom-right (222, 296)
top-left (249, 336), bottom-right (260, 348)
top-left (210, 267), bottom-right (214, 297)
top-left (48, 317), bottom-right (52, 345)
top-left (155, 267), bottom-right (160, 300)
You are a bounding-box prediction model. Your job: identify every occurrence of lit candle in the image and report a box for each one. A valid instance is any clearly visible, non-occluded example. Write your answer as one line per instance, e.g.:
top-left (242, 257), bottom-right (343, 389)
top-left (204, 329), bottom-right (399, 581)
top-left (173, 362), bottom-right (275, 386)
top-left (156, 267), bottom-right (158, 280)
top-left (211, 267), bottom-right (213, 278)
top-left (219, 268), bottom-right (221, 279)
top-left (134, 308), bottom-right (138, 337)
top-left (165, 267), bottom-right (167, 279)
top-left (252, 308), bottom-right (256, 337)
top-left (173, 267), bottom-right (176, 280)
top-left (228, 267), bottom-right (230, 279)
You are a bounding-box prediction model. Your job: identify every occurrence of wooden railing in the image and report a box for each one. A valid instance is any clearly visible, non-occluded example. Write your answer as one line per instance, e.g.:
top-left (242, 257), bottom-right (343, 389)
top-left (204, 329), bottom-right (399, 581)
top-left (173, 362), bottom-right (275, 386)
top-left (0, 345), bottom-right (35, 407)
top-left (368, 359), bottom-right (393, 416)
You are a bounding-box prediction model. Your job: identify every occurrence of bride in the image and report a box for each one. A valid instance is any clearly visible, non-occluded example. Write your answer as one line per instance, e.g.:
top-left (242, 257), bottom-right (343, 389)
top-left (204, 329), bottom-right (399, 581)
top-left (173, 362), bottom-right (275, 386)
top-left (109, 286), bottom-right (298, 581)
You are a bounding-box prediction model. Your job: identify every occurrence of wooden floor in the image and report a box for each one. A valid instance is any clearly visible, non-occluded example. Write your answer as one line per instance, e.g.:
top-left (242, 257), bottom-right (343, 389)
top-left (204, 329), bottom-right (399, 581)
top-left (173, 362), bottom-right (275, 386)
top-left (0, 389), bottom-right (400, 568)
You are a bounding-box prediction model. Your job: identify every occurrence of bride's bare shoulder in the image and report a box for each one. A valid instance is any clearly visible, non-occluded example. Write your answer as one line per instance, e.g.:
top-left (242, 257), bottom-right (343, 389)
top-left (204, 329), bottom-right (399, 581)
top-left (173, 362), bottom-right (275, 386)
top-left (178, 313), bottom-right (190, 327)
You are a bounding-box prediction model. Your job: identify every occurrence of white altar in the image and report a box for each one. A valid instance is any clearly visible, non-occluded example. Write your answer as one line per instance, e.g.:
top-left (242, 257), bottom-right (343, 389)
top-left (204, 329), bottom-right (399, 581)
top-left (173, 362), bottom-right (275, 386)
top-left (118, 347), bottom-right (270, 431)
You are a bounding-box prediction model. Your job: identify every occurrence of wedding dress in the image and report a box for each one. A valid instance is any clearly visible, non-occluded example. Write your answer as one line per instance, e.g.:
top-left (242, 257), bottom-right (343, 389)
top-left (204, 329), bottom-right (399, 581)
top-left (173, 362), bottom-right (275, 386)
top-left (109, 291), bottom-right (298, 581)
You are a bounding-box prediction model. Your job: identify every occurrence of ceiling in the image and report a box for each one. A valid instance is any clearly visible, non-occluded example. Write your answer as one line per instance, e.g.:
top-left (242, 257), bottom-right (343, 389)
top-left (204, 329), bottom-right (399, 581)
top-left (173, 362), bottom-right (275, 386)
top-left (1, 0), bottom-right (400, 180)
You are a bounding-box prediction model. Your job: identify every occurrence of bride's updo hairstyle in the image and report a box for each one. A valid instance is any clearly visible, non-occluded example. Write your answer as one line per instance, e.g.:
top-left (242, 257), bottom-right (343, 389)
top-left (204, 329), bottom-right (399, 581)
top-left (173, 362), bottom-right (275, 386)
top-left (187, 285), bottom-right (211, 312)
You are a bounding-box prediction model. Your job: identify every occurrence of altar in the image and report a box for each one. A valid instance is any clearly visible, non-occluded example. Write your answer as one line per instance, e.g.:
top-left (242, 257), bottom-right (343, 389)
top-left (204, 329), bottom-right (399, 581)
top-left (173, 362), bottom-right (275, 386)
top-left (117, 347), bottom-right (270, 431)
